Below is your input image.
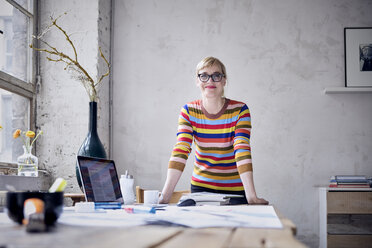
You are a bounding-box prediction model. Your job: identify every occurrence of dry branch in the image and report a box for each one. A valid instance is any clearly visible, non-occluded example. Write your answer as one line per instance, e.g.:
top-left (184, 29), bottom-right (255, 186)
top-left (30, 13), bottom-right (110, 102)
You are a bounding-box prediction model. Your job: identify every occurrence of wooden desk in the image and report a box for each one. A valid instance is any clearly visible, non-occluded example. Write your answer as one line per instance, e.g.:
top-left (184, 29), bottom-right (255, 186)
top-left (0, 207), bottom-right (306, 248)
top-left (64, 193), bottom-right (85, 205)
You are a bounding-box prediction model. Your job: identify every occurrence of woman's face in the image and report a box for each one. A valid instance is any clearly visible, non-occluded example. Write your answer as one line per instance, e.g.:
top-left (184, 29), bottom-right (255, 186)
top-left (196, 64), bottom-right (226, 99)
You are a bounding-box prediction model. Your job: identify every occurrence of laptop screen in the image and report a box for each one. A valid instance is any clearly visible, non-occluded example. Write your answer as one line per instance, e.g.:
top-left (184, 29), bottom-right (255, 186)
top-left (77, 156), bottom-right (123, 203)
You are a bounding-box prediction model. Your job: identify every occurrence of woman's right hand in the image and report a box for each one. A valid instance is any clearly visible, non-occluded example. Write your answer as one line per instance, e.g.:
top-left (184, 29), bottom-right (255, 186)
top-left (159, 168), bottom-right (183, 204)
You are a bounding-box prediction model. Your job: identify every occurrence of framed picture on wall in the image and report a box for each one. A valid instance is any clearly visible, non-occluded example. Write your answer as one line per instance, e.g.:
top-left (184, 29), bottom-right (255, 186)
top-left (344, 27), bottom-right (372, 87)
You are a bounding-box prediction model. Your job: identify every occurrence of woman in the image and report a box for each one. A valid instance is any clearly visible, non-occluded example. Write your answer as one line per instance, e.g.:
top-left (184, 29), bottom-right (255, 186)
top-left (160, 57), bottom-right (268, 205)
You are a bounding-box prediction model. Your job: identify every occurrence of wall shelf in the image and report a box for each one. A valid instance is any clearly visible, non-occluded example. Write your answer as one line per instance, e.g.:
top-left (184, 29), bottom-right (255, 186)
top-left (324, 87), bottom-right (372, 94)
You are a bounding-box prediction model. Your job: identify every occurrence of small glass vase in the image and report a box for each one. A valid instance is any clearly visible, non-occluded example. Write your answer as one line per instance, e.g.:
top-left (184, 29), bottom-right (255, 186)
top-left (17, 145), bottom-right (38, 177)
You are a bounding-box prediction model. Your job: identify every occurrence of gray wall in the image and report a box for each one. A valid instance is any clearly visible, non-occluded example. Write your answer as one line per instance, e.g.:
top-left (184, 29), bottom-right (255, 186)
top-left (37, 0), bottom-right (111, 191)
top-left (112, 0), bottom-right (372, 247)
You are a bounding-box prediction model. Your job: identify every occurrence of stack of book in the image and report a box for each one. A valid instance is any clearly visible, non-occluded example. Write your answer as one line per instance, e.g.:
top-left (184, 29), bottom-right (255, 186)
top-left (329, 175), bottom-right (371, 188)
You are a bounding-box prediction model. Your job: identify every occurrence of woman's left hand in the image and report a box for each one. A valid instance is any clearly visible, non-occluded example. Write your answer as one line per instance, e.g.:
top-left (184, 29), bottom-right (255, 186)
top-left (247, 196), bottom-right (269, 205)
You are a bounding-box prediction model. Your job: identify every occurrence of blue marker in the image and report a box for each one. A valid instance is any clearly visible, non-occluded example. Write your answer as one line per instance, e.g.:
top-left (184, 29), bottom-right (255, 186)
top-left (95, 202), bottom-right (122, 210)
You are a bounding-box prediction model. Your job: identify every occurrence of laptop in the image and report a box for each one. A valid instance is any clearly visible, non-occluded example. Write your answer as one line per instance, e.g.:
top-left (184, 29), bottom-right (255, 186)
top-left (77, 156), bottom-right (123, 203)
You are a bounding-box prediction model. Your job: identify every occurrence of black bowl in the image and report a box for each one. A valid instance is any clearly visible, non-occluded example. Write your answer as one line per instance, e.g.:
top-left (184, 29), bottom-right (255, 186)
top-left (6, 191), bottom-right (64, 226)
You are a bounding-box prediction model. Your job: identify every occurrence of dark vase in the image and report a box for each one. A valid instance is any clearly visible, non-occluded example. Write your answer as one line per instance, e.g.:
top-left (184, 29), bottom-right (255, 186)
top-left (76, 101), bottom-right (107, 189)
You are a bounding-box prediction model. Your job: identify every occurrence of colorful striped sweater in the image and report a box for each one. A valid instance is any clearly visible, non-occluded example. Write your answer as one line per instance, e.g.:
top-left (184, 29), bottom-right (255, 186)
top-left (168, 98), bottom-right (253, 192)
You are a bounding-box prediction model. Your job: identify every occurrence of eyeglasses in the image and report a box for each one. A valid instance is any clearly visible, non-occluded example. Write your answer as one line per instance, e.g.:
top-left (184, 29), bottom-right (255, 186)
top-left (198, 73), bottom-right (225, 82)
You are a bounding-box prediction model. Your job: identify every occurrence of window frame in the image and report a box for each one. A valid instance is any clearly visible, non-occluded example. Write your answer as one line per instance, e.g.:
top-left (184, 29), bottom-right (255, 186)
top-left (0, 0), bottom-right (38, 169)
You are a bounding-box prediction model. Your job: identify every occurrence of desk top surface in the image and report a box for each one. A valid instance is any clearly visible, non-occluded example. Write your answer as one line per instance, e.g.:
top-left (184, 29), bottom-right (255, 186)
top-left (0, 206), bottom-right (306, 248)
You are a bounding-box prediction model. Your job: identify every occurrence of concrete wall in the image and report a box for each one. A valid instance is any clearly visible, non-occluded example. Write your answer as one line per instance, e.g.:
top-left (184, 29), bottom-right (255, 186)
top-left (37, 0), bottom-right (111, 192)
top-left (112, 0), bottom-right (372, 247)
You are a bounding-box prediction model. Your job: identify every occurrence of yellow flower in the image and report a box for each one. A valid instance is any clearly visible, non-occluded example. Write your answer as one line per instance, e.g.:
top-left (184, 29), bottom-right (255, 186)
top-left (13, 129), bottom-right (21, 139)
top-left (13, 129), bottom-right (43, 152)
top-left (26, 131), bottom-right (36, 138)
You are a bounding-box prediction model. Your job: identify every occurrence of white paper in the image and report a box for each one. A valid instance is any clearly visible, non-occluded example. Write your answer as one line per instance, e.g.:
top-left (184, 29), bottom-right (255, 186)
top-left (58, 205), bottom-right (282, 229)
top-left (0, 212), bottom-right (15, 225)
top-left (59, 209), bottom-right (150, 227)
top-left (157, 205), bottom-right (283, 228)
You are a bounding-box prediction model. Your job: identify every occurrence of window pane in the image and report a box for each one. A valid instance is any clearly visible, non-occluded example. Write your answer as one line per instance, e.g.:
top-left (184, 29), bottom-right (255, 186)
top-left (13, 0), bottom-right (34, 14)
top-left (0, 0), bottom-right (31, 82)
top-left (0, 88), bottom-right (30, 163)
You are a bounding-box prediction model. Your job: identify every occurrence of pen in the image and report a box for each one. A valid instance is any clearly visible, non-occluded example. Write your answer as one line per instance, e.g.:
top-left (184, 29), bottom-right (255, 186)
top-left (124, 206), bottom-right (156, 214)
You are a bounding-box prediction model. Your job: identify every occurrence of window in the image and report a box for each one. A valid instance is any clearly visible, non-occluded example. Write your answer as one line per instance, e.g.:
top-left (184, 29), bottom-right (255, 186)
top-left (0, 0), bottom-right (36, 170)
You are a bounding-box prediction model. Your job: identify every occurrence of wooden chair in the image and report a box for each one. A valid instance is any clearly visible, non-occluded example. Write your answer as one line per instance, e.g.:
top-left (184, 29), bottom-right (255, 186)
top-left (136, 186), bottom-right (189, 204)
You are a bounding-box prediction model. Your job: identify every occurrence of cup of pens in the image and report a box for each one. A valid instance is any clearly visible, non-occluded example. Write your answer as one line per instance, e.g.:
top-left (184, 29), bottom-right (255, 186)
top-left (6, 191), bottom-right (64, 226)
top-left (5, 178), bottom-right (67, 231)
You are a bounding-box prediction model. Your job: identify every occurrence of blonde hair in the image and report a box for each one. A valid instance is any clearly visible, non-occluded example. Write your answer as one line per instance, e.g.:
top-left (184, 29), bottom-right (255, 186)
top-left (196, 57), bottom-right (227, 79)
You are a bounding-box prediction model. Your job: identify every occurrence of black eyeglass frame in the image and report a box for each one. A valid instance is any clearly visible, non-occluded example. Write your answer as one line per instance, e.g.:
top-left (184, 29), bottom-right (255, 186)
top-left (197, 73), bottom-right (225, 82)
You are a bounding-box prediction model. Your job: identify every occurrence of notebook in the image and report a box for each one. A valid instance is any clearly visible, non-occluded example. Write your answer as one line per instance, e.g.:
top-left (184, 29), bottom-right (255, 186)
top-left (77, 156), bottom-right (123, 203)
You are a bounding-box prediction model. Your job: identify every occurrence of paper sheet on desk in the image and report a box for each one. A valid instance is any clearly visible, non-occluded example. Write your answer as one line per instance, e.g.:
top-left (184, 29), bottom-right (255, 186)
top-left (58, 208), bottom-right (152, 227)
top-left (58, 205), bottom-right (282, 229)
top-left (156, 205), bottom-right (283, 228)
top-left (0, 213), bottom-right (14, 225)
